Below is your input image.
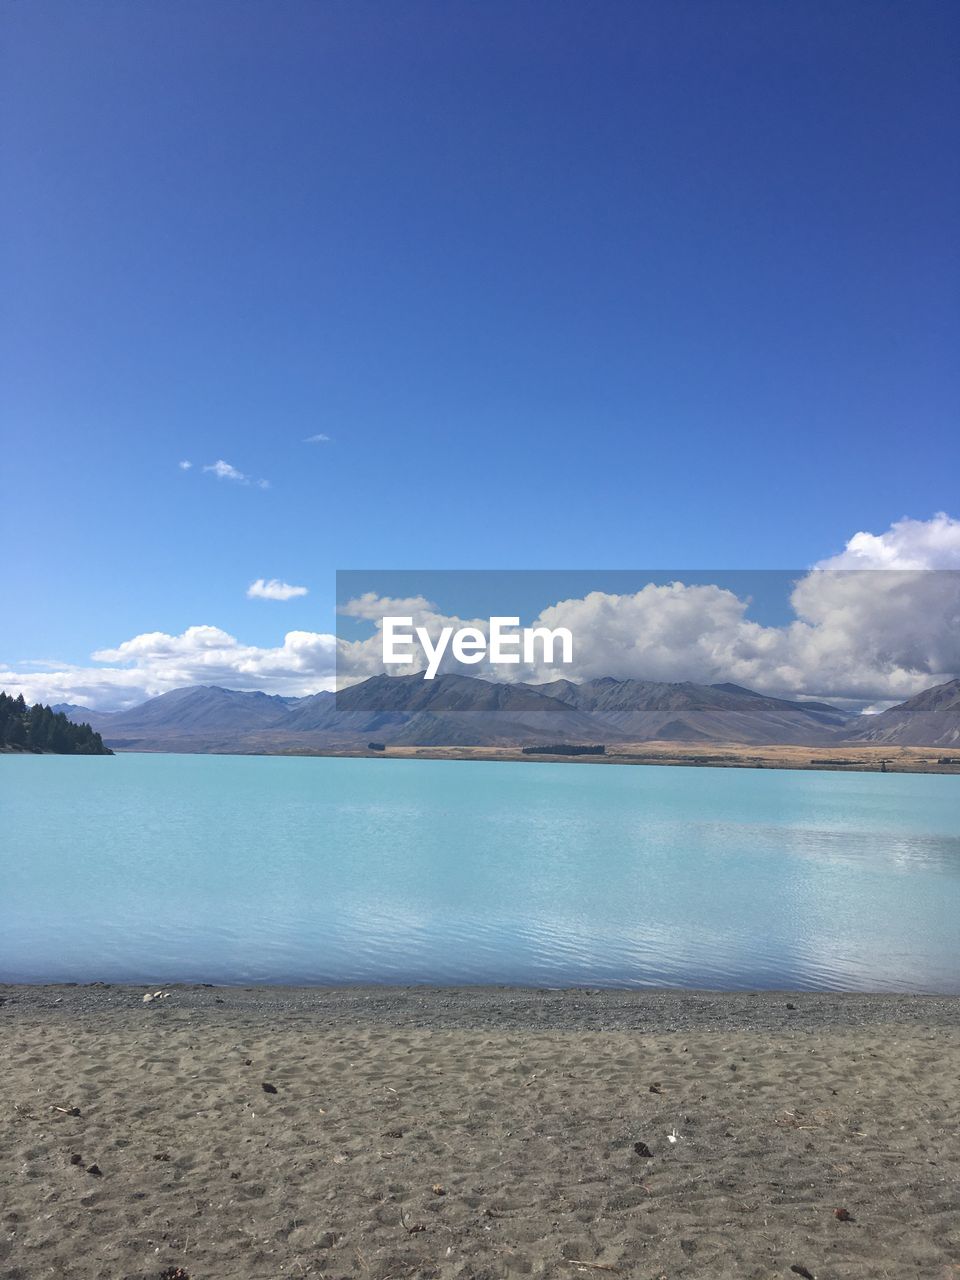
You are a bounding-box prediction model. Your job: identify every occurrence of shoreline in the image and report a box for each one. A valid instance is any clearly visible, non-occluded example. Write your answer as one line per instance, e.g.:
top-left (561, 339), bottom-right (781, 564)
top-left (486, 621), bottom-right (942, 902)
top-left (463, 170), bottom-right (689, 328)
top-left (313, 742), bottom-right (960, 775)
top-left (4, 982), bottom-right (959, 1029)
top-left (57, 740), bottom-right (960, 774)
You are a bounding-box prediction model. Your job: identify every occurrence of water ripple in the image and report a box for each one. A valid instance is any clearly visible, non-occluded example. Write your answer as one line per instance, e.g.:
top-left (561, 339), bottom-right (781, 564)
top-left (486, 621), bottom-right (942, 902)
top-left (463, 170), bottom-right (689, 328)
top-left (1, 755), bottom-right (959, 990)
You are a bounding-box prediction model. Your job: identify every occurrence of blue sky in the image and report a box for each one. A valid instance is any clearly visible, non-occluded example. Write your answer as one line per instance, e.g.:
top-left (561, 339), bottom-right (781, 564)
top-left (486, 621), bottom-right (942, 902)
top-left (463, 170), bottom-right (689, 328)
top-left (2, 0), bottom-right (958, 684)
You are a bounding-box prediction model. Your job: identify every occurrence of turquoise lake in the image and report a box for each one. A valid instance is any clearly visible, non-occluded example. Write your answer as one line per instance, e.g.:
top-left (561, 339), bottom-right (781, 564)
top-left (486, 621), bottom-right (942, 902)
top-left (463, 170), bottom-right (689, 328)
top-left (1, 754), bottom-right (958, 990)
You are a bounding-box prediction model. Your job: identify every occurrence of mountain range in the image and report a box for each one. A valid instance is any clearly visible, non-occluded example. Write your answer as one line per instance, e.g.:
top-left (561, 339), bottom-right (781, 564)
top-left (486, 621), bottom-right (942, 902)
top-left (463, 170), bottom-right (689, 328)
top-left (841, 677), bottom-right (960, 747)
top-left (51, 673), bottom-right (960, 752)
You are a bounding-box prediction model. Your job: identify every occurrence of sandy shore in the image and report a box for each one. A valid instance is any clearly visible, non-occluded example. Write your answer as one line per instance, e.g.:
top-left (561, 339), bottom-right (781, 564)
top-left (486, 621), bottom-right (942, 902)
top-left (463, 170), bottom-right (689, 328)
top-left (280, 742), bottom-right (960, 776)
top-left (2, 986), bottom-right (958, 1279)
top-left (113, 741), bottom-right (960, 774)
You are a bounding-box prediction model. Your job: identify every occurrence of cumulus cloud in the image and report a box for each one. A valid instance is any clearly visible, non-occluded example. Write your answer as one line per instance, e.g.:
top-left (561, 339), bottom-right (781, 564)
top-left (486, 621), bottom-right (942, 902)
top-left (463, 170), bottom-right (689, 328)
top-left (335, 595), bottom-right (483, 685)
top-left (178, 460), bottom-right (192, 470)
top-left (339, 593), bottom-right (437, 622)
top-left (332, 516), bottom-right (960, 707)
top-left (0, 627), bottom-right (338, 711)
top-left (334, 586), bottom-right (768, 689)
top-left (304, 433), bottom-right (331, 443)
top-left (247, 578), bottom-right (309, 601)
top-left (816, 512), bottom-right (960, 570)
top-left (772, 512), bottom-right (960, 703)
top-left (202, 459), bottom-right (270, 488)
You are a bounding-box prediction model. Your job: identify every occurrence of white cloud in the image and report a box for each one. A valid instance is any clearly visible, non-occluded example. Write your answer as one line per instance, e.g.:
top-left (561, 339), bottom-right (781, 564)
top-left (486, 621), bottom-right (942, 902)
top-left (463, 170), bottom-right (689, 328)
top-left (204, 459), bottom-right (246, 481)
top-left (202, 459), bottom-right (270, 488)
top-left (339, 592), bottom-right (437, 622)
top-left (333, 516), bottom-right (960, 707)
top-left (816, 512), bottom-right (960, 570)
top-left (178, 460), bottom-right (192, 470)
top-left (0, 627), bottom-right (338, 711)
top-left (335, 585), bottom-right (776, 689)
top-left (247, 578), bottom-right (309, 601)
top-left (304, 433), bottom-right (331, 443)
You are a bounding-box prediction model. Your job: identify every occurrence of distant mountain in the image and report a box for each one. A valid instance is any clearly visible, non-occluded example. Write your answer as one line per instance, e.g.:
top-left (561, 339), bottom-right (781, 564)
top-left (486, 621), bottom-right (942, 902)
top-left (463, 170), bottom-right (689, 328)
top-left (78, 685), bottom-right (298, 750)
top-left (76, 676), bottom-right (619, 750)
top-left (52, 702), bottom-right (112, 721)
top-left (58, 674), bottom-right (870, 752)
top-left (536, 677), bottom-right (853, 745)
top-left (841, 678), bottom-right (960, 747)
top-left (318, 673), bottom-right (617, 747)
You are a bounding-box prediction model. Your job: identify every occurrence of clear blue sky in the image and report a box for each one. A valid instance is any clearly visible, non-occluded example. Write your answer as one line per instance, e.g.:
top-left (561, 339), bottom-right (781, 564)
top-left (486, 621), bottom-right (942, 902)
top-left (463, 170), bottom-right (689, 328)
top-left (2, 0), bottom-right (958, 666)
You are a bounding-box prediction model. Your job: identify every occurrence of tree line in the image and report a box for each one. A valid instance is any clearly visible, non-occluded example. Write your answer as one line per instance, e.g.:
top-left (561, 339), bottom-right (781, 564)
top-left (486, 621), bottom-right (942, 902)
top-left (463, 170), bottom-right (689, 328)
top-left (0, 691), bottom-right (112, 755)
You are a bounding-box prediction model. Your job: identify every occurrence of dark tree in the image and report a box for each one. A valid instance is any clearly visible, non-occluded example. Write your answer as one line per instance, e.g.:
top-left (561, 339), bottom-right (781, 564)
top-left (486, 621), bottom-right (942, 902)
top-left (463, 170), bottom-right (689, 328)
top-left (0, 691), bottom-right (112, 755)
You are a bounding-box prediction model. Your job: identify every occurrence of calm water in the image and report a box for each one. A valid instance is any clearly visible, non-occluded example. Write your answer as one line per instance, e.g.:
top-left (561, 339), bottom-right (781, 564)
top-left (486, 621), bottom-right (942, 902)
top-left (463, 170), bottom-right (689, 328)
top-left (1, 754), bottom-right (958, 991)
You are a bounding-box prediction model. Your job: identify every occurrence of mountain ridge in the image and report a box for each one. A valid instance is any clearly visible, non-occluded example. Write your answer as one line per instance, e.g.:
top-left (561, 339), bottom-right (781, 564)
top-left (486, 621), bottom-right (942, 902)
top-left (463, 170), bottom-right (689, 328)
top-left (535, 676), bottom-right (852, 743)
top-left (841, 678), bottom-right (960, 747)
top-left (58, 674), bottom-right (960, 752)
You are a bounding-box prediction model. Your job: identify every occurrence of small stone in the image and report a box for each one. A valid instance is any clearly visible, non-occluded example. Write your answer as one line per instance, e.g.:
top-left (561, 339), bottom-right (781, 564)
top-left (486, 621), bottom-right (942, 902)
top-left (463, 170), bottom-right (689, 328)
top-left (261, 1082), bottom-right (278, 1094)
